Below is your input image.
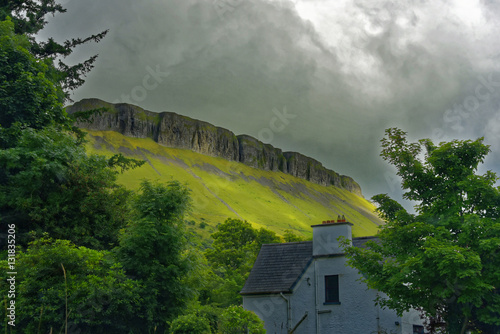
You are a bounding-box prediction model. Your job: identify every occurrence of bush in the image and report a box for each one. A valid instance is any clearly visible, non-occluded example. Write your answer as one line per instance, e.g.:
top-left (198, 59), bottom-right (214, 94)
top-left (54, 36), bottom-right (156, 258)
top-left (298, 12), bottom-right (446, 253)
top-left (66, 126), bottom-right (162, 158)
top-left (219, 305), bottom-right (266, 334)
top-left (0, 238), bottom-right (142, 333)
top-left (170, 313), bottom-right (211, 334)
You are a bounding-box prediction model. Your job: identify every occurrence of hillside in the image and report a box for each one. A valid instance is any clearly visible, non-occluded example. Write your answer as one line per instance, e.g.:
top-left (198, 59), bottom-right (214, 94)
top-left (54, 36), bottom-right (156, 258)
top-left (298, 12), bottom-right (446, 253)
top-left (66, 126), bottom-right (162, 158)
top-left (68, 100), bottom-right (383, 238)
top-left (67, 99), bottom-right (362, 194)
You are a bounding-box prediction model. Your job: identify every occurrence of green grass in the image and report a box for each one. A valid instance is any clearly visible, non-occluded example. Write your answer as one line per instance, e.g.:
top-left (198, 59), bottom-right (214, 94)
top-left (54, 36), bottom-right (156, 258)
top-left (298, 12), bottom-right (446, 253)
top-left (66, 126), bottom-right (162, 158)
top-left (136, 111), bottom-right (161, 125)
top-left (84, 130), bottom-right (383, 239)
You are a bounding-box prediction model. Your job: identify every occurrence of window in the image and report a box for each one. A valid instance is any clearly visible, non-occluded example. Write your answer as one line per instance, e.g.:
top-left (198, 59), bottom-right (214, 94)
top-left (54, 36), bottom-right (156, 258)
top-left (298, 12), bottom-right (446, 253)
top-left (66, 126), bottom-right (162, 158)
top-left (324, 275), bottom-right (339, 304)
top-left (413, 325), bottom-right (424, 334)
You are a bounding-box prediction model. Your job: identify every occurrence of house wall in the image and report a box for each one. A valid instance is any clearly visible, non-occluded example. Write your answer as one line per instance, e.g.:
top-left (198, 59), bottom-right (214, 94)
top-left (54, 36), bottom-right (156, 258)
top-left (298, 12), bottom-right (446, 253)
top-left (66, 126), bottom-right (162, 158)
top-left (243, 255), bottom-right (426, 334)
top-left (243, 294), bottom-right (289, 334)
top-left (289, 262), bottom-right (317, 333)
top-left (314, 256), bottom-right (403, 334)
top-left (243, 221), bottom-right (426, 333)
top-left (242, 262), bottom-right (317, 334)
top-left (402, 309), bottom-right (426, 334)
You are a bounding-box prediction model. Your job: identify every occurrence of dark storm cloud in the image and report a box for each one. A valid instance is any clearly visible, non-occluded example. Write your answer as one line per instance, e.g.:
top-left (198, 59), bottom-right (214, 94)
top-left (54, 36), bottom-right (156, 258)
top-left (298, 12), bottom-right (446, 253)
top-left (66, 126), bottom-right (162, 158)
top-left (42, 0), bottom-right (500, 206)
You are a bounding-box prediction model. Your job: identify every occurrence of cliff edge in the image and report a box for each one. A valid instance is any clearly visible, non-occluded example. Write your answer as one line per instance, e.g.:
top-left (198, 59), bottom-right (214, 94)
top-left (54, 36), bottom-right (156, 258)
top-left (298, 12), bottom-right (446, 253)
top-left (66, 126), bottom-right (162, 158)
top-left (67, 99), bottom-right (363, 196)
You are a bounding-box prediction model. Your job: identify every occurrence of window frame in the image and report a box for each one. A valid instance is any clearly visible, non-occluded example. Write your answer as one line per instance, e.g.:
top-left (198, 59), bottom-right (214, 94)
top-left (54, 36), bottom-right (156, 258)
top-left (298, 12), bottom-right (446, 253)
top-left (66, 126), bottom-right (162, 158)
top-left (412, 325), bottom-right (424, 334)
top-left (324, 274), bottom-right (340, 305)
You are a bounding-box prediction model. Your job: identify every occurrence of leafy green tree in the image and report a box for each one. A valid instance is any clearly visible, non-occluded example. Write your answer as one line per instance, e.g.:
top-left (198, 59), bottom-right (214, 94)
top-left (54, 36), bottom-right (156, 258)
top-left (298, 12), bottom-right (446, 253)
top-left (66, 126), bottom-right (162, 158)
top-left (0, 125), bottom-right (138, 249)
top-left (255, 227), bottom-right (282, 247)
top-left (219, 305), bottom-right (266, 334)
top-left (343, 128), bottom-right (500, 334)
top-left (0, 0), bottom-right (108, 100)
top-left (0, 17), bottom-right (68, 130)
top-left (116, 180), bottom-right (193, 332)
top-left (169, 313), bottom-right (211, 334)
top-left (0, 238), bottom-right (141, 333)
top-left (206, 219), bottom-right (280, 272)
top-left (204, 219), bottom-right (281, 307)
top-left (206, 219), bottom-right (258, 271)
top-left (0, 16), bottom-right (143, 249)
top-left (283, 229), bottom-right (304, 242)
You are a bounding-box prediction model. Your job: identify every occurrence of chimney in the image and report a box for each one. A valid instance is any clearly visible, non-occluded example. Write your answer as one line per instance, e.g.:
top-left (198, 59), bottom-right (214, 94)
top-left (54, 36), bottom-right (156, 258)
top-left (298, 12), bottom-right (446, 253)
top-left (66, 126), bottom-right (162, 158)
top-left (312, 217), bottom-right (352, 256)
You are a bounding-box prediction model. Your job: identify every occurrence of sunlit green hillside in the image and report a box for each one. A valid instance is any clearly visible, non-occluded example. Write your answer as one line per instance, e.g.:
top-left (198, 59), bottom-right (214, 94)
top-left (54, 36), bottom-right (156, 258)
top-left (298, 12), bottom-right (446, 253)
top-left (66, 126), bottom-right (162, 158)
top-left (84, 129), bottom-right (383, 239)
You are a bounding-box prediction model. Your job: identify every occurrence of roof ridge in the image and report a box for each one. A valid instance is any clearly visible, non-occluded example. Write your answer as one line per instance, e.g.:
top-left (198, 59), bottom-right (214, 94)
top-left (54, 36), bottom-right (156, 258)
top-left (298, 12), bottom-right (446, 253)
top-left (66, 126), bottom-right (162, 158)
top-left (262, 241), bottom-right (312, 246)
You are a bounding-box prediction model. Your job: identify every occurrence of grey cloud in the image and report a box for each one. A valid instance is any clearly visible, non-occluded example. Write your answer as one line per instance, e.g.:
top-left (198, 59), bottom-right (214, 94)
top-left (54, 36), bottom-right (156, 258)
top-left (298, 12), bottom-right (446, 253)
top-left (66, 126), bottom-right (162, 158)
top-left (41, 0), bottom-right (500, 208)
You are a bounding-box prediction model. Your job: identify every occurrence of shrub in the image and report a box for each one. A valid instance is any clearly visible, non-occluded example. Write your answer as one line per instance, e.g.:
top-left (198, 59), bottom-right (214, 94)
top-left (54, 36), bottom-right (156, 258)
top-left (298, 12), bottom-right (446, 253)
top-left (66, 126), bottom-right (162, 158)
top-left (219, 305), bottom-right (266, 334)
top-left (169, 313), bottom-right (211, 334)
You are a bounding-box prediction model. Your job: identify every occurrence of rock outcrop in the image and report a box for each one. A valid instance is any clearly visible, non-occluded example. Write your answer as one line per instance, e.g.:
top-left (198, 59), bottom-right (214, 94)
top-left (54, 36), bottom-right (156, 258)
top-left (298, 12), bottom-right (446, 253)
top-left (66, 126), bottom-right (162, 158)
top-left (67, 99), bottom-right (362, 196)
top-left (237, 135), bottom-right (286, 172)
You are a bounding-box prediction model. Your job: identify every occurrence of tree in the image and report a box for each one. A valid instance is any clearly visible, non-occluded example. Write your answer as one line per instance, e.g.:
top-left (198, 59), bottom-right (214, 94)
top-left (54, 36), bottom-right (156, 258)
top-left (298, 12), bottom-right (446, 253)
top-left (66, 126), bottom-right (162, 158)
top-left (206, 219), bottom-right (280, 272)
top-left (0, 124), bottom-right (142, 249)
top-left (283, 229), bottom-right (304, 242)
top-left (0, 17), bottom-right (68, 130)
top-left (219, 305), bottom-right (266, 334)
top-left (204, 219), bottom-right (281, 307)
top-left (169, 313), bottom-right (211, 334)
top-left (0, 15), bottom-right (143, 249)
top-left (0, 238), bottom-right (142, 333)
top-left (343, 128), bottom-right (500, 334)
top-left (115, 180), bottom-right (193, 332)
top-left (0, 0), bottom-right (108, 100)
top-left (206, 219), bottom-right (257, 271)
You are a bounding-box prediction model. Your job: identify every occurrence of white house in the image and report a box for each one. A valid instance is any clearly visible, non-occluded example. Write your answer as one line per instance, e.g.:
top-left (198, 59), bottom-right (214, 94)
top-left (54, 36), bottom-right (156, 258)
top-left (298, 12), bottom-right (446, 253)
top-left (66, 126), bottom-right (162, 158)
top-left (241, 219), bottom-right (426, 334)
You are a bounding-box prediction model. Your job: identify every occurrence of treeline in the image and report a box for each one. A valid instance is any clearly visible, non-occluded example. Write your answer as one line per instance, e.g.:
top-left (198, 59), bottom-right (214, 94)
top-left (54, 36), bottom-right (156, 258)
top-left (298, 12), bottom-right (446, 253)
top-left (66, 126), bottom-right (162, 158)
top-left (0, 1), bottom-right (300, 333)
top-left (2, 178), bottom-right (290, 332)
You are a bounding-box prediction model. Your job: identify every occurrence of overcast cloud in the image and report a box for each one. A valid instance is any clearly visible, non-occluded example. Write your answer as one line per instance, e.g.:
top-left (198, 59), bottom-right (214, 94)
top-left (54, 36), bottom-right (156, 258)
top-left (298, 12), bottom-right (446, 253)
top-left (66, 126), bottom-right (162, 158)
top-left (41, 0), bottom-right (500, 208)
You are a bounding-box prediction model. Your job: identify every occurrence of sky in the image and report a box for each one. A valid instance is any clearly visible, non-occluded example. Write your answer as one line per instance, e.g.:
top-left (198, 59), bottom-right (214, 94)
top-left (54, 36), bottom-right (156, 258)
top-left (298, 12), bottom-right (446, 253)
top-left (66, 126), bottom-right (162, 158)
top-left (41, 0), bottom-right (500, 209)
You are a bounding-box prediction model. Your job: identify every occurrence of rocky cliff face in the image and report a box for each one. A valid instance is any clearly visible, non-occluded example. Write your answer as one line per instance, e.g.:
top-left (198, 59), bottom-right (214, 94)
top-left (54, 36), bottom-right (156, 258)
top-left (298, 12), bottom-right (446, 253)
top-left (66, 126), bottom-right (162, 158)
top-left (237, 135), bottom-right (286, 172)
top-left (67, 99), bottom-right (362, 196)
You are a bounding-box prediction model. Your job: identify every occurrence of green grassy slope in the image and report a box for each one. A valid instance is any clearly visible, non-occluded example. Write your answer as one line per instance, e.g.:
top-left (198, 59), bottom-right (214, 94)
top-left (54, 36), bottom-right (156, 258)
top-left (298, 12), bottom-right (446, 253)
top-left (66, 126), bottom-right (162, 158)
top-left (85, 130), bottom-right (382, 239)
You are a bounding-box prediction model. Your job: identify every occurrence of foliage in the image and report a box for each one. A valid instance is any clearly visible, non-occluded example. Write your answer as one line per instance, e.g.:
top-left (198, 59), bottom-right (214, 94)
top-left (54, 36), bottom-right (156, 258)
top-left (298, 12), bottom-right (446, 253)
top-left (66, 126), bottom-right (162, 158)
top-left (0, 3), bottom-right (169, 333)
top-left (206, 219), bottom-right (280, 272)
top-left (343, 128), bottom-right (500, 334)
top-left (200, 268), bottom-right (247, 308)
top-left (169, 313), bottom-right (211, 334)
top-left (116, 180), bottom-right (194, 332)
top-left (206, 219), bottom-right (258, 272)
top-left (283, 229), bottom-right (305, 242)
top-left (219, 305), bottom-right (266, 334)
top-left (0, 0), bottom-right (108, 99)
top-left (0, 126), bottom-right (134, 249)
top-left (0, 238), bottom-right (141, 333)
top-left (0, 17), bottom-right (67, 130)
top-left (169, 305), bottom-right (265, 334)
top-left (203, 219), bottom-right (281, 307)
top-left (256, 227), bottom-right (282, 246)
top-left (198, 305), bottom-right (225, 334)
top-left (0, 10), bottom-right (141, 251)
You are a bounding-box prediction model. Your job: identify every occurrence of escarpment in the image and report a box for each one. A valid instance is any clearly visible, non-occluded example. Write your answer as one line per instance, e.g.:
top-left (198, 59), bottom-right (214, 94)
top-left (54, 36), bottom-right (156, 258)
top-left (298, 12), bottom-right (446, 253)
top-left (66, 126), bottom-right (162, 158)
top-left (67, 98), bottom-right (362, 196)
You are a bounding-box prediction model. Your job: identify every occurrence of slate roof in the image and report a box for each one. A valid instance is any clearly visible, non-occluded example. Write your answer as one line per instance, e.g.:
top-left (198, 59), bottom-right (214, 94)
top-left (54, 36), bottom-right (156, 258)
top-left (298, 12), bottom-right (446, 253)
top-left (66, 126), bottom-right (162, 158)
top-left (352, 236), bottom-right (379, 249)
top-left (240, 237), bottom-right (378, 295)
top-left (240, 241), bottom-right (313, 295)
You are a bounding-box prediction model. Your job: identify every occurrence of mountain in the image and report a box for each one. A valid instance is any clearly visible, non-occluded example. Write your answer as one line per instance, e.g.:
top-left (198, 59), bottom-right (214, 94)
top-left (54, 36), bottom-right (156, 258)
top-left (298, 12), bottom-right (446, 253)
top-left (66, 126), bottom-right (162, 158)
top-left (67, 99), bottom-right (382, 238)
top-left (67, 99), bottom-right (362, 194)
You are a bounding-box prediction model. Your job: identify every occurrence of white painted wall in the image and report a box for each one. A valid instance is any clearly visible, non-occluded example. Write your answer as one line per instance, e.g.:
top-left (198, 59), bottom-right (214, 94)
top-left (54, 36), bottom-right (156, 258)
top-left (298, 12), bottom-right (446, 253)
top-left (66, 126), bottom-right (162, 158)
top-left (243, 222), bottom-right (426, 334)
top-left (312, 222), bottom-right (352, 256)
top-left (243, 257), bottom-right (426, 334)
